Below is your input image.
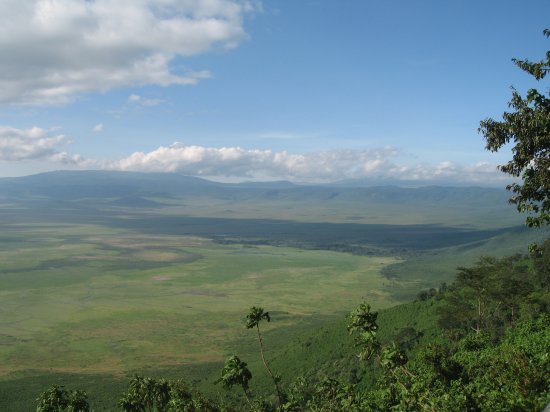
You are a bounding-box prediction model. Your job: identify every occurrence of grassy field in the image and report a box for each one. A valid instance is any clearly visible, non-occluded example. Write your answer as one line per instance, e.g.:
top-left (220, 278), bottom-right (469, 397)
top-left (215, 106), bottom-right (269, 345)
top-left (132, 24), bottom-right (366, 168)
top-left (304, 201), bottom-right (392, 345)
top-left (143, 190), bottom-right (525, 229)
top-left (0, 222), bottom-right (403, 379)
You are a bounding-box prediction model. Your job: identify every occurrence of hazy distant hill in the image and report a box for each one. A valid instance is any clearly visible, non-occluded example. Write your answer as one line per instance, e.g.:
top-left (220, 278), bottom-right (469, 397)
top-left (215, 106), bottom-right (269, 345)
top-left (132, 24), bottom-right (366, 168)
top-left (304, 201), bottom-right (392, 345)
top-left (0, 170), bottom-right (523, 230)
top-left (0, 170), bottom-right (221, 199)
top-left (0, 170), bottom-right (510, 203)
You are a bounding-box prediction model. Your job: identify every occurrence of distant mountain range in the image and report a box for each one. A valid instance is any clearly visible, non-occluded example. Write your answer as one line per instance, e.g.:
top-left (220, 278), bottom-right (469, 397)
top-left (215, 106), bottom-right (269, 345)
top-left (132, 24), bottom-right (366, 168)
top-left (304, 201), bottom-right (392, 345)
top-left (0, 170), bottom-right (510, 200)
top-left (0, 170), bottom-right (523, 230)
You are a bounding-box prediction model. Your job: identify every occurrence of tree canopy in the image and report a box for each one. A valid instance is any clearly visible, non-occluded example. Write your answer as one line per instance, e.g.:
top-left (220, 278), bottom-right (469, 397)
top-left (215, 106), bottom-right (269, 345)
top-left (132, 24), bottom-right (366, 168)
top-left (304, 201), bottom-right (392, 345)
top-left (479, 29), bottom-right (550, 228)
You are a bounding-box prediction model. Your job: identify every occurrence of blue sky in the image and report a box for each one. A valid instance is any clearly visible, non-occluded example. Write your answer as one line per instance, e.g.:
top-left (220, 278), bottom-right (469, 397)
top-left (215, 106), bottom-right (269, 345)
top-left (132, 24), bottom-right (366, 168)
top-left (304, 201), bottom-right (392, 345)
top-left (0, 0), bottom-right (549, 184)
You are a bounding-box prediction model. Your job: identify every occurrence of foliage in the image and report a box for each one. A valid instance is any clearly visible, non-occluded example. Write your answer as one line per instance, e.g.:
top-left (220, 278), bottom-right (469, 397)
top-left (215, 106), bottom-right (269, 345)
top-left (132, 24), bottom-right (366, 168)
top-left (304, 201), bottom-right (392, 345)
top-left (35, 385), bottom-right (89, 412)
top-left (340, 291), bottom-right (549, 411)
top-left (246, 307), bottom-right (271, 330)
top-left (438, 243), bottom-right (550, 337)
top-left (277, 376), bottom-right (367, 412)
top-left (346, 302), bottom-right (381, 361)
top-left (381, 316), bottom-right (550, 411)
top-left (118, 375), bottom-right (219, 412)
top-left (217, 355), bottom-right (253, 403)
top-left (534, 236), bottom-right (550, 293)
top-left (480, 29), bottom-right (550, 228)
top-left (245, 307), bottom-right (284, 406)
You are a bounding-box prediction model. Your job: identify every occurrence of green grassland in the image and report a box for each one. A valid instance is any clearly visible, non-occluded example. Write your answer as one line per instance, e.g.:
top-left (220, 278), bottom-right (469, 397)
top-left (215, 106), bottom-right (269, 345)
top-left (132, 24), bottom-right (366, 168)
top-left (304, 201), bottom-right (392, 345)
top-left (142, 188), bottom-right (524, 229)
top-left (0, 223), bottom-right (402, 377)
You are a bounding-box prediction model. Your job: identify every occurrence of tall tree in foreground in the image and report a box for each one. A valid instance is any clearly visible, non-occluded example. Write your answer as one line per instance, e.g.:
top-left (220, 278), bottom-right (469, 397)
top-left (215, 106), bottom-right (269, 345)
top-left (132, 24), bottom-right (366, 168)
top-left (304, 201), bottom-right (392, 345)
top-left (479, 29), bottom-right (550, 229)
top-left (245, 306), bottom-right (283, 406)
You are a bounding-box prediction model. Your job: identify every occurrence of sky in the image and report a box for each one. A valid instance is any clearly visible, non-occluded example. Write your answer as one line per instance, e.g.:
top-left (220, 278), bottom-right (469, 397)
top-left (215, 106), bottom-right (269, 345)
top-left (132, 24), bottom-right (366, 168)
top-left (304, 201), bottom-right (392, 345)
top-left (0, 0), bottom-right (549, 185)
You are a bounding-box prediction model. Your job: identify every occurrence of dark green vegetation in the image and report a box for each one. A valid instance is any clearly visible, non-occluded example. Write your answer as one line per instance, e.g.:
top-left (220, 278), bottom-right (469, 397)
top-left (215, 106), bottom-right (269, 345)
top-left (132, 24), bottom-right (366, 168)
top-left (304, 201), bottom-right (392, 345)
top-left (480, 29), bottom-right (550, 229)
top-left (36, 385), bottom-right (89, 412)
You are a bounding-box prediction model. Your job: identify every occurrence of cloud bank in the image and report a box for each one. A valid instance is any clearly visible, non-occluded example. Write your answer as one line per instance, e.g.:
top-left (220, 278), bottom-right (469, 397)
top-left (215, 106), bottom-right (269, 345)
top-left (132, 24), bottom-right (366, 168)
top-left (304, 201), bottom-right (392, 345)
top-left (108, 143), bottom-right (397, 181)
top-left (93, 142), bottom-right (504, 184)
top-left (0, 127), bottom-right (505, 184)
top-left (0, 0), bottom-right (257, 105)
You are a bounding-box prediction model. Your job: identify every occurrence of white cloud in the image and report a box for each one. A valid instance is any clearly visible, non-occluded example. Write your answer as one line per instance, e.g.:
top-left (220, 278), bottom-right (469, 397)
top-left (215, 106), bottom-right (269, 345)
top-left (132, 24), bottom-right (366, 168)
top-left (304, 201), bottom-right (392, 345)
top-left (81, 142), bottom-right (504, 184)
top-left (128, 95), bottom-right (141, 103)
top-left (0, 125), bottom-right (70, 161)
top-left (0, 129), bottom-right (505, 184)
top-left (103, 143), bottom-right (396, 181)
top-left (383, 160), bottom-right (506, 184)
top-left (93, 123), bottom-right (104, 133)
top-left (128, 94), bottom-right (165, 107)
top-left (0, 0), bottom-right (256, 105)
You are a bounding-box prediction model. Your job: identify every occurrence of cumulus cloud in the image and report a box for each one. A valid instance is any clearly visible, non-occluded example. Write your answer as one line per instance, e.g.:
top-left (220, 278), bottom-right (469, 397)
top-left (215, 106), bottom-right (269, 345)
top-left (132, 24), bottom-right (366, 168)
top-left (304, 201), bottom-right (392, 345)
top-left (0, 128), bottom-right (504, 184)
top-left (0, 0), bottom-right (256, 105)
top-left (103, 143), bottom-right (396, 181)
top-left (93, 123), bottom-right (104, 133)
top-left (85, 142), bottom-right (504, 184)
top-left (382, 160), bottom-right (507, 184)
top-left (0, 125), bottom-right (83, 163)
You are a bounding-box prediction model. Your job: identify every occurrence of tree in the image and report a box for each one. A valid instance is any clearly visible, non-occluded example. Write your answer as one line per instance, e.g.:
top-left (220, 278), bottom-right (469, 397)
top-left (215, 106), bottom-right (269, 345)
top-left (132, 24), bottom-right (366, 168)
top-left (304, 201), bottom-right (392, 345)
top-left (118, 375), bottom-right (160, 412)
top-left (346, 303), bottom-right (550, 411)
top-left (245, 306), bottom-right (283, 406)
top-left (479, 29), bottom-right (550, 228)
top-left (347, 302), bottom-right (380, 361)
top-left (118, 375), bottom-right (218, 412)
top-left (437, 255), bottom-right (535, 336)
top-left (217, 355), bottom-right (253, 404)
top-left (36, 385), bottom-right (89, 412)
